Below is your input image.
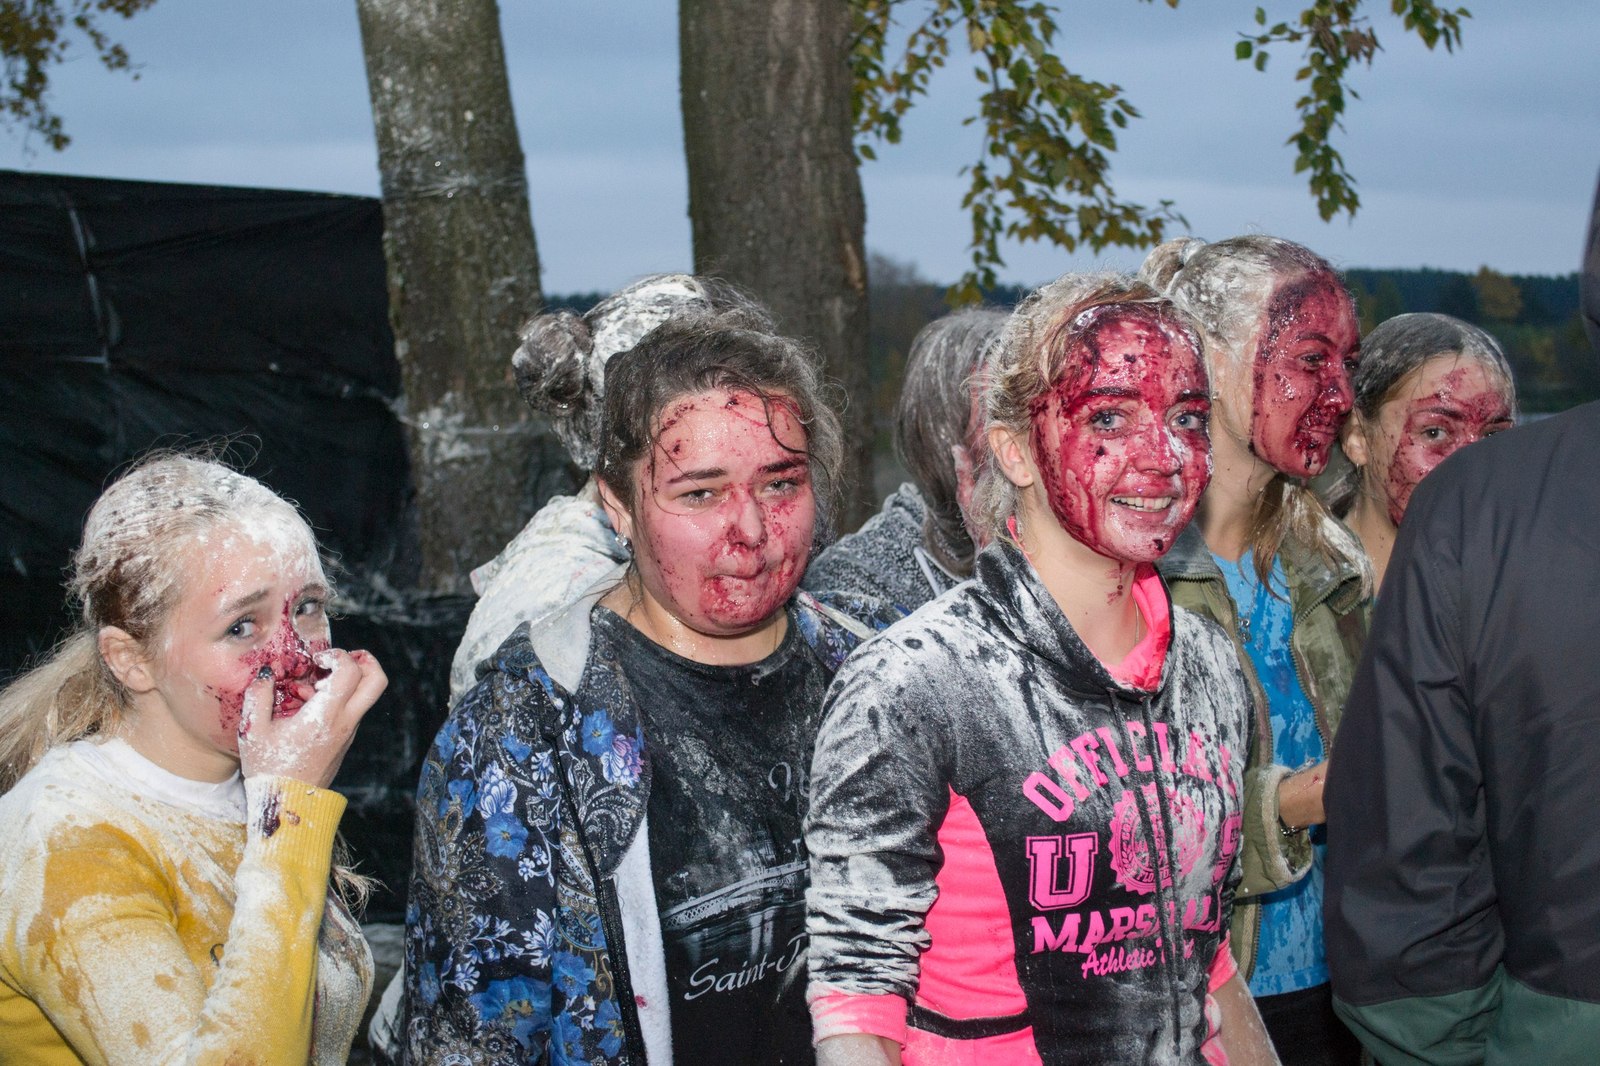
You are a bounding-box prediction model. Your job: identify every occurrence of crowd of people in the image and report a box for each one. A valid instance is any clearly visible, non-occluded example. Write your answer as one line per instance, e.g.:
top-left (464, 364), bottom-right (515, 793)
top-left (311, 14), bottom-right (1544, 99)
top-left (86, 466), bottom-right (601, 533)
top-left (0, 172), bottom-right (1596, 1066)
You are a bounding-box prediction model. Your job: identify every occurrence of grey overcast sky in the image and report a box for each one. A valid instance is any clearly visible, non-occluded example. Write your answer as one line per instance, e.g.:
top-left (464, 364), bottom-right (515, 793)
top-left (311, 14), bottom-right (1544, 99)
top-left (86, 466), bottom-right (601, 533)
top-left (3, 2), bottom-right (1596, 294)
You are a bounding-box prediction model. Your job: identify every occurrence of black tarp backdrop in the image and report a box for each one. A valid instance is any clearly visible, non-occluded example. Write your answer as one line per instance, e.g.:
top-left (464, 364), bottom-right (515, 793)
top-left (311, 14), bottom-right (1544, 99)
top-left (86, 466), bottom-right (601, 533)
top-left (0, 170), bottom-right (576, 919)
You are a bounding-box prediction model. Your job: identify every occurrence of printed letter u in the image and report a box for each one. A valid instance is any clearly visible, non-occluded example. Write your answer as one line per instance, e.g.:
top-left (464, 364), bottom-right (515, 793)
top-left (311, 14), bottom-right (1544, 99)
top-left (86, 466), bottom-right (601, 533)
top-left (1027, 832), bottom-right (1099, 909)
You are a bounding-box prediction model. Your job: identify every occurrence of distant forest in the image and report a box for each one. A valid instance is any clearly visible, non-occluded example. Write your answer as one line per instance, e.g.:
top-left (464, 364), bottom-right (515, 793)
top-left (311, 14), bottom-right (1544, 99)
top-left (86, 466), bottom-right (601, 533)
top-left (550, 255), bottom-right (1592, 475)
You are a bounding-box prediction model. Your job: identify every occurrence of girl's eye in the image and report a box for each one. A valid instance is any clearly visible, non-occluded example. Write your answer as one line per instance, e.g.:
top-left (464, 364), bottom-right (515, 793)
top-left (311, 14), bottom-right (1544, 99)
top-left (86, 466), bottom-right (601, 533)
top-left (226, 618), bottom-right (256, 640)
top-left (1299, 351), bottom-right (1328, 369)
top-left (1343, 357), bottom-right (1361, 375)
top-left (766, 478), bottom-right (800, 495)
top-left (679, 487), bottom-right (715, 504)
top-left (1421, 426), bottom-right (1449, 442)
top-left (1174, 409), bottom-right (1210, 432)
top-left (295, 598), bottom-right (325, 620)
top-left (1089, 410), bottom-right (1124, 430)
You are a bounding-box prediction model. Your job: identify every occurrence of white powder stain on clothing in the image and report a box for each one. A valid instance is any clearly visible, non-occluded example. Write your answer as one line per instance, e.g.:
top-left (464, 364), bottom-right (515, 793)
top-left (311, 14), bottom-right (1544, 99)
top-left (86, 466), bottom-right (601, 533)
top-left (0, 739), bottom-right (371, 1064)
top-left (449, 484), bottom-right (628, 703)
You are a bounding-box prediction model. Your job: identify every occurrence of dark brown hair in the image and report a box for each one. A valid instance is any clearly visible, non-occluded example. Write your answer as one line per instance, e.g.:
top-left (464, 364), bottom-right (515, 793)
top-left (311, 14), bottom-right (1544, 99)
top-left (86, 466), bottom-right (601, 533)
top-left (594, 313), bottom-right (843, 544)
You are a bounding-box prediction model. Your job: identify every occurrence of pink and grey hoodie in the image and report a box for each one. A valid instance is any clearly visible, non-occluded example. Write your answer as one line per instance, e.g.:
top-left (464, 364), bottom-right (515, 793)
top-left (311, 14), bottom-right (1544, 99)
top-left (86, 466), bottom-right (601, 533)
top-left (805, 540), bottom-right (1252, 1064)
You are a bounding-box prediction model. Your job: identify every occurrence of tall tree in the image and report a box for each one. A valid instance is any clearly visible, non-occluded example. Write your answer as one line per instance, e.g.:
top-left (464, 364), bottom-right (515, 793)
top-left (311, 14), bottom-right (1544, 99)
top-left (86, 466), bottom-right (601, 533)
top-left (1471, 265), bottom-right (1523, 323)
top-left (6, 0), bottom-right (1472, 542)
top-left (355, 0), bottom-right (543, 595)
top-left (680, 0), bottom-right (876, 528)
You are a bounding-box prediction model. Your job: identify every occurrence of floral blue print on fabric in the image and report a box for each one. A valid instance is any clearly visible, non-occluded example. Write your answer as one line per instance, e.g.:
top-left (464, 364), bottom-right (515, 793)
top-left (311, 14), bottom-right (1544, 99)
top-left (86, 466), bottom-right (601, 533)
top-left (1213, 550), bottom-right (1330, 998)
top-left (405, 636), bottom-right (646, 1065)
top-left (402, 590), bottom-right (896, 1066)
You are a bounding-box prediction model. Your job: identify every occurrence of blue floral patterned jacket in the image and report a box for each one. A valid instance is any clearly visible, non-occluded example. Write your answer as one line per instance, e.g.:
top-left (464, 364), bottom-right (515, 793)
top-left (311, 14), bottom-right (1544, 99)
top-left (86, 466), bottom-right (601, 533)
top-left (401, 588), bottom-right (893, 1066)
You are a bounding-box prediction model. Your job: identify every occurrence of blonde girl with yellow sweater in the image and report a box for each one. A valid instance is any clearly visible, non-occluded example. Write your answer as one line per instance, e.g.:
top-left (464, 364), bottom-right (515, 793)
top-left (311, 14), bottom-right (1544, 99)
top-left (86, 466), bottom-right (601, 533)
top-left (0, 455), bottom-right (386, 1065)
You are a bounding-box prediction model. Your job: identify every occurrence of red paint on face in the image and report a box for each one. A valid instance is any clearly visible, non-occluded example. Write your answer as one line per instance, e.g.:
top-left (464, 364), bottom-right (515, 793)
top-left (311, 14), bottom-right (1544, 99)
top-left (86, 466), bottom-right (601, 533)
top-left (243, 598), bottom-right (333, 718)
top-left (1372, 358), bottom-right (1513, 525)
top-left (210, 594), bottom-right (332, 737)
top-left (1029, 305), bottom-right (1212, 563)
top-left (152, 527), bottom-right (329, 767)
top-left (630, 388), bottom-right (817, 636)
top-left (1248, 271), bottom-right (1360, 476)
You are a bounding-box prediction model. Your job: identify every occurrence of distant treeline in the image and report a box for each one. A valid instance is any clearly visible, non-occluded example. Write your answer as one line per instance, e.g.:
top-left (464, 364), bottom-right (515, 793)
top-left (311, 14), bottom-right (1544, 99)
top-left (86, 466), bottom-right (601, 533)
top-left (1342, 267), bottom-right (1592, 412)
top-left (548, 257), bottom-right (1591, 467)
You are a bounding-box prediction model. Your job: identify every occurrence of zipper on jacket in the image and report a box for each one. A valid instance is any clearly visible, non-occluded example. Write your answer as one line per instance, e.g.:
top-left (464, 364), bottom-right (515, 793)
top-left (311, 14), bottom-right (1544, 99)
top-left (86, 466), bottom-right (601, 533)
top-left (1171, 571), bottom-right (1268, 984)
top-left (595, 874), bottom-right (647, 1063)
top-left (567, 790), bottom-right (647, 1063)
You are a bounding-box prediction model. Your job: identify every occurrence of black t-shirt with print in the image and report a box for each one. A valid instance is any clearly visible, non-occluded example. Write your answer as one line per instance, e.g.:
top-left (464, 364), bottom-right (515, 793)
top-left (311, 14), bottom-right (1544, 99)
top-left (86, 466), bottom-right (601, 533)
top-left (595, 607), bottom-right (826, 1065)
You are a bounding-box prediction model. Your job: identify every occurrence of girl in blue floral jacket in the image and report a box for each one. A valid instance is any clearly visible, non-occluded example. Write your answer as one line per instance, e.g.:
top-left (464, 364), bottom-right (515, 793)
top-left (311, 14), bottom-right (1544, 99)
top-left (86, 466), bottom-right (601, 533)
top-left (402, 314), bottom-right (894, 1065)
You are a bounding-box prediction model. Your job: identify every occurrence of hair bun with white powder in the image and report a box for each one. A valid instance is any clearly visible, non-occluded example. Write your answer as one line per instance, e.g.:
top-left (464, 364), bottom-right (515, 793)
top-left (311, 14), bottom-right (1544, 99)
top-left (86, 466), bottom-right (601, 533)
top-left (1137, 237), bottom-right (1210, 293)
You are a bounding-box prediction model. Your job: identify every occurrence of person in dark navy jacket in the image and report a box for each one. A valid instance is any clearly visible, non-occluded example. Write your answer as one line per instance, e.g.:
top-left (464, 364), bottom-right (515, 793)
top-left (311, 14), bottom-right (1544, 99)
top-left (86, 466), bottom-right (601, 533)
top-left (1324, 169), bottom-right (1600, 1065)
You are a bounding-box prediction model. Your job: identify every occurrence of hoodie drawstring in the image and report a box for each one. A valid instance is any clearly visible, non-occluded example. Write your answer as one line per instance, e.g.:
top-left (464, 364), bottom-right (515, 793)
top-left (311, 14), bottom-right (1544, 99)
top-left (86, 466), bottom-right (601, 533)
top-left (1123, 688), bottom-right (1187, 1056)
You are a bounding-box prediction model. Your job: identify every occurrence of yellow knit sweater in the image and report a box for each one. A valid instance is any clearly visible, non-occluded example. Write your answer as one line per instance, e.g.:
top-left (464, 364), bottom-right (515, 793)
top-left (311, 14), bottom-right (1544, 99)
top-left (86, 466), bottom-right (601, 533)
top-left (0, 740), bottom-right (373, 1065)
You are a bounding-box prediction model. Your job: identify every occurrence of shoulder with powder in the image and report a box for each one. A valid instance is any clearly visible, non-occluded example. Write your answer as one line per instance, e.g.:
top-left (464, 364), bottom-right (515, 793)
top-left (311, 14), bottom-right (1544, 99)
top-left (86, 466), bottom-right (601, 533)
top-left (830, 586), bottom-right (991, 702)
top-left (0, 746), bottom-right (218, 886)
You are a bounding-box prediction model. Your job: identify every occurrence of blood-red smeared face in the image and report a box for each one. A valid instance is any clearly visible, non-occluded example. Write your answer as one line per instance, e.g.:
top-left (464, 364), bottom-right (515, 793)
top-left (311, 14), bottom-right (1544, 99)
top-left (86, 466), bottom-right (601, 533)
top-left (628, 388), bottom-right (817, 636)
top-left (1029, 305), bottom-right (1212, 563)
top-left (1247, 271), bottom-right (1361, 476)
top-left (150, 527), bottom-right (331, 757)
top-left (1367, 356), bottom-right (1513, 525)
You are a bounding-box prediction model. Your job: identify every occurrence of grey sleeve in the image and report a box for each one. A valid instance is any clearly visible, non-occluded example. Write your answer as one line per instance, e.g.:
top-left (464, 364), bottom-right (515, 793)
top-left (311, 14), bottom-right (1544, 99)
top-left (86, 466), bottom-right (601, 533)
top-left (804, 641), bottom-right (952, 1001)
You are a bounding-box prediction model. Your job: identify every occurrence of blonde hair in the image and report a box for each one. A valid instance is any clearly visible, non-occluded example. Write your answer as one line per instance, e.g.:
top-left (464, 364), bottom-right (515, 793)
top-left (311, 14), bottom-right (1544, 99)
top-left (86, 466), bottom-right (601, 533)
top-left (971, 272), bottom-right (1201, 539)
top-left (0, 453), bottom-right (372, 903)
top-left (1140, 236), bottom-right (1363, 586)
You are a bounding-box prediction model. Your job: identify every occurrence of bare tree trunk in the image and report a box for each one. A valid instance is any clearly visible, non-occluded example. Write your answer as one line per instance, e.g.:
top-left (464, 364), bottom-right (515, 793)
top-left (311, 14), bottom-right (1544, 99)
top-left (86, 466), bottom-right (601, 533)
top-left (680, 0), bottom-right (874, 531)
top-left (356, 0), bottom-right (543, 594)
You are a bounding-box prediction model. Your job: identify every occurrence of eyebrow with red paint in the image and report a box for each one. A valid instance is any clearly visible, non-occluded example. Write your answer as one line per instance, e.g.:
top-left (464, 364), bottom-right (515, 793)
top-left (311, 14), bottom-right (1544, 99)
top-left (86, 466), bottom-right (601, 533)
top-left (1298, 330), bottom-right (1360, 356)
top-left (1076, 386), bottom-right (1142, 401)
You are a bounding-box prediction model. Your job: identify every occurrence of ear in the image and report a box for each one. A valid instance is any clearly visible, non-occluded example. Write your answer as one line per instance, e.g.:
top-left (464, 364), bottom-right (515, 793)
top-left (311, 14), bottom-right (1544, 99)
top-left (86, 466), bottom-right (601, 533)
top-left (987, 425), bottom-right (1036, 490)
top-left (1341, 411), bottom-right (1371, 468)
top-left (595, 478), bottom-right (636, 544)
top-left (98, 626), bottom-right (157, 695)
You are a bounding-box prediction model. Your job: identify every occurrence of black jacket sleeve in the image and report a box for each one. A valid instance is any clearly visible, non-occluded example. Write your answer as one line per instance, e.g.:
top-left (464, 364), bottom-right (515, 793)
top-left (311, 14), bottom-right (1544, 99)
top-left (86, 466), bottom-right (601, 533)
top-left (1324, 469), bottom-right (1503, 1061)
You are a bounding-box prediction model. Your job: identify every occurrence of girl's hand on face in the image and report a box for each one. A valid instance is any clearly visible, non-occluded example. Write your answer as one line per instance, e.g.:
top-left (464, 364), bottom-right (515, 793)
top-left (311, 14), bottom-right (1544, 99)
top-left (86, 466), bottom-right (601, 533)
top-left (237, 648), bottom-right (387, 789)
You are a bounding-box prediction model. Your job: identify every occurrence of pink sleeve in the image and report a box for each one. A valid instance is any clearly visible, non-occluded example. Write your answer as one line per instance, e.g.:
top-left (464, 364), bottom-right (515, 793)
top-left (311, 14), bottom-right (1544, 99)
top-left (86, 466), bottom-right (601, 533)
top-left (1199, 936), bottom-right (1239, 1065)
top-left (1208, 934), bottom-right (1238, 992)
top-left (810, 990), bottom-right (908, 1045)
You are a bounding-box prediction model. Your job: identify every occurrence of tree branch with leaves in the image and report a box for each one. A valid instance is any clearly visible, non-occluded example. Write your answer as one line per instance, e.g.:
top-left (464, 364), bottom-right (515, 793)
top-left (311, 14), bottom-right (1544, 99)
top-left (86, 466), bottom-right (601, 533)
top-left (1, 0), bottom-right (157, 150)
top-left (1236, 0), bottom-right (1467, 220)
top-left (852, 0), bottom-right (1470, 303)
top-left (853, 0), bottom-right (1184, 303)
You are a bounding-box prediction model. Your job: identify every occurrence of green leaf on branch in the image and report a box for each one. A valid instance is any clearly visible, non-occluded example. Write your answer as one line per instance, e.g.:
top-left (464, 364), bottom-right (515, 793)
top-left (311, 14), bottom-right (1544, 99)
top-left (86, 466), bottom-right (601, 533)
top-left (1235, 0), bottom-right (1468, 222)
top-left (1, 0), bottom-right (158, 151)
top-left (852, 0), bottom-right (1469, 302)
